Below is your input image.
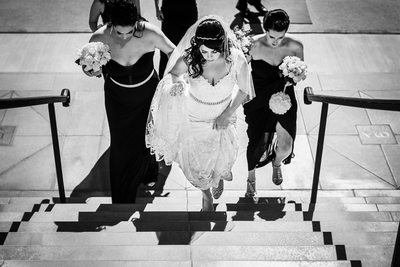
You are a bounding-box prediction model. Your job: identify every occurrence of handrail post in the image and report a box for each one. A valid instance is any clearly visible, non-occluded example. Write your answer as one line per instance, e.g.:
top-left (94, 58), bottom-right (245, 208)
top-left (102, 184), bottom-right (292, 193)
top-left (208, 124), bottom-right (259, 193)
top-left (392, 221), bottom-right (400, 266)
top-left (310, 102), bottom-right (329, 204)
top-left (48, 103), bottom-right (66, 203)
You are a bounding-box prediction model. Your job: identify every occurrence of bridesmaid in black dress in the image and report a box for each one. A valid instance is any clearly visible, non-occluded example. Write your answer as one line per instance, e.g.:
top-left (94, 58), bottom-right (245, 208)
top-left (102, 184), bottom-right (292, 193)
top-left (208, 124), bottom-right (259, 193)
top-left (154, 0), bottom-right (198, 77)
top-left (243, 9), bottom-right (304, 196)
top-left (83, 0), bottom-right (175, 203)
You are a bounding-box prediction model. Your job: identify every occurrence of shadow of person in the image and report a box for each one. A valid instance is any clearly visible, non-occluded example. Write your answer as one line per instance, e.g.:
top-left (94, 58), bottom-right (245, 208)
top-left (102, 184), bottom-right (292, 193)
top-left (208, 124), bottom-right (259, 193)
top-left (67, 148), bottom-right (111, 203)
top-left (54, 149), bottom-right (174, 234)
top-left (230, 12), bottom-right (263, 35)
top-left (65, 149), bottom-right (172, 204)
top-left (231, 196), bottom-right (286, 222)
top-left (256, 197), bottom-right (287, 221)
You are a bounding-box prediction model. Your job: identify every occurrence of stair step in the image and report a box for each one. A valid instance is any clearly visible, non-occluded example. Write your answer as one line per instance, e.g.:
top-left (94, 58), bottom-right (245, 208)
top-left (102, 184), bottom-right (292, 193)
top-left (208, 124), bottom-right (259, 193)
top-left (2, 196), bottom-right (400, 206)
top-left (0, 260), bottom-right (360, 267)
top-left (354, 190), bottom-right (400, 197)
top-left (2, 189), bottom-right (398, 199)
top-left (0, 261), bottom-right (191, 267)
top-left (0, 245), bottom-right (191, 261)
top-left (3, 232), bottom-right (192, 246)
top-left (3, 195), bottom-right (400, 206)
top-left (390, 211), bottom-right (400, 221)
top-left (0, 221), bottom-right (308, 233)
top-left (192, 245), bottom-right (337, 261)
top-left (1, 221), bottom-right (398, 233)
top-left (0, 202), bottom-right (390, 212)
top-left (320, 221), bottom-right (399, 232)
top-left (377, 204), bottom-right (400, 211)
top-left (0, 211), bottom-right (394, 222)
top-left (193, 261), bottom-right (359, 267)
top-left (2, 231), bottom-right (395, 246)
top-left (345, 245), bottom-right (393, 267)
top-left (0, 245), bottom-right (390, 265)
top-left (365, 197), bottom-right (400, 204)
top-left (192, 245), bottom-right (394, 262)
top-left (0, 245), bottom-right (341, 261)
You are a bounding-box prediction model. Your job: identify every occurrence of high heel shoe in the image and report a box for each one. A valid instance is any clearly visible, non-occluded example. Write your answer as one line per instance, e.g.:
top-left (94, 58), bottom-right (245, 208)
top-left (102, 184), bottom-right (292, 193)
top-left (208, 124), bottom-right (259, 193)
top-left (211, 179), bottom-right (224, 199)
top-left (245, 179), bottom-right (257, 197)
top-left (202, 193), bottom-right (214, 212)
top-left (272, 163), bottom-right (283, 185)
top-left (253, 4), bottom-right (268, 14)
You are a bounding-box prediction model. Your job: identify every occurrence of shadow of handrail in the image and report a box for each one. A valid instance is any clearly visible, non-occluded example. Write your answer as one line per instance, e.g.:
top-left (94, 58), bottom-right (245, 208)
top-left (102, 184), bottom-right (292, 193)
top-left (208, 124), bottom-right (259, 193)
top-left (0, 89), bottom-right (70, 203)
top-left (303, 87), bottom-right (400, 266)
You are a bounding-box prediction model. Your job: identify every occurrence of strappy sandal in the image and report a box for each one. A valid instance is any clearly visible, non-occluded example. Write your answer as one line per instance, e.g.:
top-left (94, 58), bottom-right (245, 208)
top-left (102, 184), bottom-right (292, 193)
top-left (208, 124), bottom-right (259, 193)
top-left (272, 163), bottom-right (283, 185)
top-left (211, 179), bottom-right (224, 199)
top-left (245, 179), bottom-right (257, 197)
top-left (202, 194), bottom-right (214, 212)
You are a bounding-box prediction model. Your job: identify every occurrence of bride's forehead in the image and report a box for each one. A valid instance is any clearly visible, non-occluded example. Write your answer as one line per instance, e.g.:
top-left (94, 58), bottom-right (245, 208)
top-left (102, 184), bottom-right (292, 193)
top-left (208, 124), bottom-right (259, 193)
top-left (199, 45), bottom-right (217, 52)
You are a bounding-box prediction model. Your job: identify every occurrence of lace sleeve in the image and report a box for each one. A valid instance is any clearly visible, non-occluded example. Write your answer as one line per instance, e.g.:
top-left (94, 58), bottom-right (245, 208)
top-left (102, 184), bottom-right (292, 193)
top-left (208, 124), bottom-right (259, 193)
top-left (145, 73), bottom-right (189, 165)
top-left (232, 48), bottom-right (256, 104)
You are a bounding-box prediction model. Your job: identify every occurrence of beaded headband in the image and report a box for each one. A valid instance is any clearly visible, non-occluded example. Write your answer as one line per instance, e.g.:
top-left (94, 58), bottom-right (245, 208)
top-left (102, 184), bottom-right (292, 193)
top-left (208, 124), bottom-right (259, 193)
top-left (195, 36), bottom-right (224, 40)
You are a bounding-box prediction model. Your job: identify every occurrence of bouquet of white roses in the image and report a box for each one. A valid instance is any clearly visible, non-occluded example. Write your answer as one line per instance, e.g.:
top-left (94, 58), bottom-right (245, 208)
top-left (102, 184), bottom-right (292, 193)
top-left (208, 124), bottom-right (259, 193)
top-left (269, 56), bottom-right (307, 115)
top-left (279, 56), bottom-right (307, 83)
top-left (233, 25), bottom-right (254, 56)
top-left (75, 42), bottom-right (111, 77)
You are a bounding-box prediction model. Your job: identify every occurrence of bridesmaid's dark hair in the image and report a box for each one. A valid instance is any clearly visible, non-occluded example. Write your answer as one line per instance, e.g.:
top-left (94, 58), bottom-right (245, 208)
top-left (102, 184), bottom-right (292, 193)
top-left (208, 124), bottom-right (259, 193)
top-left (109, 0), bottom-right (145, 36)
top-left (263, 9), bottom-right (290, 32)
top-left (184, 19), bottom-right (232, 78)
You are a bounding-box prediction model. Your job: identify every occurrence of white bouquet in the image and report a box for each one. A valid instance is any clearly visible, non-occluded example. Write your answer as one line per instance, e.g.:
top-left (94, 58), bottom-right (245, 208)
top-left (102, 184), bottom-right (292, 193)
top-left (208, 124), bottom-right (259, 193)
top-left (279, 56), bottom-right (307, 83)
top-left (269, 56), bottom-right (307, 115)
top-left (75, 42), bottom-right (111, 77)
top-left (233, 25), bottom-right (254, 56)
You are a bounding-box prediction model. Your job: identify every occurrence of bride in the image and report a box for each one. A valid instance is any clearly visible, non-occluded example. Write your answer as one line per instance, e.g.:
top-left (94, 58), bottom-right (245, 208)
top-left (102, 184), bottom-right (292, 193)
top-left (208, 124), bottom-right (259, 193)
top-left (146, 16), bottom-right (254, 211)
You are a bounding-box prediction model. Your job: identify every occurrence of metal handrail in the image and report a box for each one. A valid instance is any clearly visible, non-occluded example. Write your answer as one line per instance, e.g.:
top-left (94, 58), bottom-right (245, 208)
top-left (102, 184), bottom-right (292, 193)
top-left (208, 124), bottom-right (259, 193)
top-left (0, 89), bottom-right (70, 203)
top-left (304, 87), bottom-right (400, 111)
top-left (303, 87), bottom-right (400, 266)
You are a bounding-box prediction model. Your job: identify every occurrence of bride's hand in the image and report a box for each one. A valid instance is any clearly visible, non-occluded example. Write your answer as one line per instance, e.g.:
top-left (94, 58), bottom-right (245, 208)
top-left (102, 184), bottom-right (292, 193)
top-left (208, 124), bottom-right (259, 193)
top-left (169, 80), bottom-right (185, 96)
top-left (213, 112), bottom-right (231, 130)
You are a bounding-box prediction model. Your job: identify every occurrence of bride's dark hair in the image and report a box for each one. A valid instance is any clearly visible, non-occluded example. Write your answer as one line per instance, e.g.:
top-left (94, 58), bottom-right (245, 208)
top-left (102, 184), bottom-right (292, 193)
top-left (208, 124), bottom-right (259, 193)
top-left (183, 18), bottom-right (232, 78)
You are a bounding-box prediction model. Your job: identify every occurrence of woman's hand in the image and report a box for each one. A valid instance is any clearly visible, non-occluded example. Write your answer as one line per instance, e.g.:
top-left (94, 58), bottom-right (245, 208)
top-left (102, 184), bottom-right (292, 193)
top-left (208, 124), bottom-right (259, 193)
top-left (213, 111), bottom-right (232, 130)
top-left (169, 80), bottom-right (185, 96)
top-left (82, 65), bottom-right (102, 78)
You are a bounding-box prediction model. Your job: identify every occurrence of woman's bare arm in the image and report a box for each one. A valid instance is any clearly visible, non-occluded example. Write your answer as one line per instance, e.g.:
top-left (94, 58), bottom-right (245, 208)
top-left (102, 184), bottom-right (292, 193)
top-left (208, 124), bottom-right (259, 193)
top-left (89, 0), bottom-right (104, 32)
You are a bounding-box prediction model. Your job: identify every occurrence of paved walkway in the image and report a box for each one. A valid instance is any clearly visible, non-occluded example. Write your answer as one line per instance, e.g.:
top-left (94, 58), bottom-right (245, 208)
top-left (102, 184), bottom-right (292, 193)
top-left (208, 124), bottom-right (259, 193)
top-left (0, 0), bottom-right (400, 197)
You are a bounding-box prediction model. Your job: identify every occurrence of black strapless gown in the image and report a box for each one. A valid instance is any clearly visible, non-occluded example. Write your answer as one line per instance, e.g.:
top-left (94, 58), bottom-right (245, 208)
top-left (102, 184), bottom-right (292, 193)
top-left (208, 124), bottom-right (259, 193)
top-left (103, 52), bottom-right (159, 203)
top-left (158, 0), bottom-right (198, 77)
top-left (243, 59), bottom-right (297, 171)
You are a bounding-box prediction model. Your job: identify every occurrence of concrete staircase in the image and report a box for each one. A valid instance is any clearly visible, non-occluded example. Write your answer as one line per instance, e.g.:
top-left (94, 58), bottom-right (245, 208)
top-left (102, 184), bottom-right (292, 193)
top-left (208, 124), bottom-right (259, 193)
top-left (0, 189), bottom-right (398, 266)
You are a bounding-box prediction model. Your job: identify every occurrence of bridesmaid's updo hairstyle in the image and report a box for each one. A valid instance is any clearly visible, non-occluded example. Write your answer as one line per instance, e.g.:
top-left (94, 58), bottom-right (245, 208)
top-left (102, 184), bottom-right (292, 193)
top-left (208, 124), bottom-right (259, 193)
top-left (263, 9), bottom-right (290, 32)
top-left (184, 19), bottom-right (232, 78)
top-left (109, 0), bottom-right (138, 26)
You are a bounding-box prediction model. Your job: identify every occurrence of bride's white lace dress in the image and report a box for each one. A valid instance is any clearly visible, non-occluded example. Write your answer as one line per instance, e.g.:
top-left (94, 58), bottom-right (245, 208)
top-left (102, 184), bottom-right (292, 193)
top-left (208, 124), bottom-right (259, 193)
top-left (146, 49), bottom-right (252, 190)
